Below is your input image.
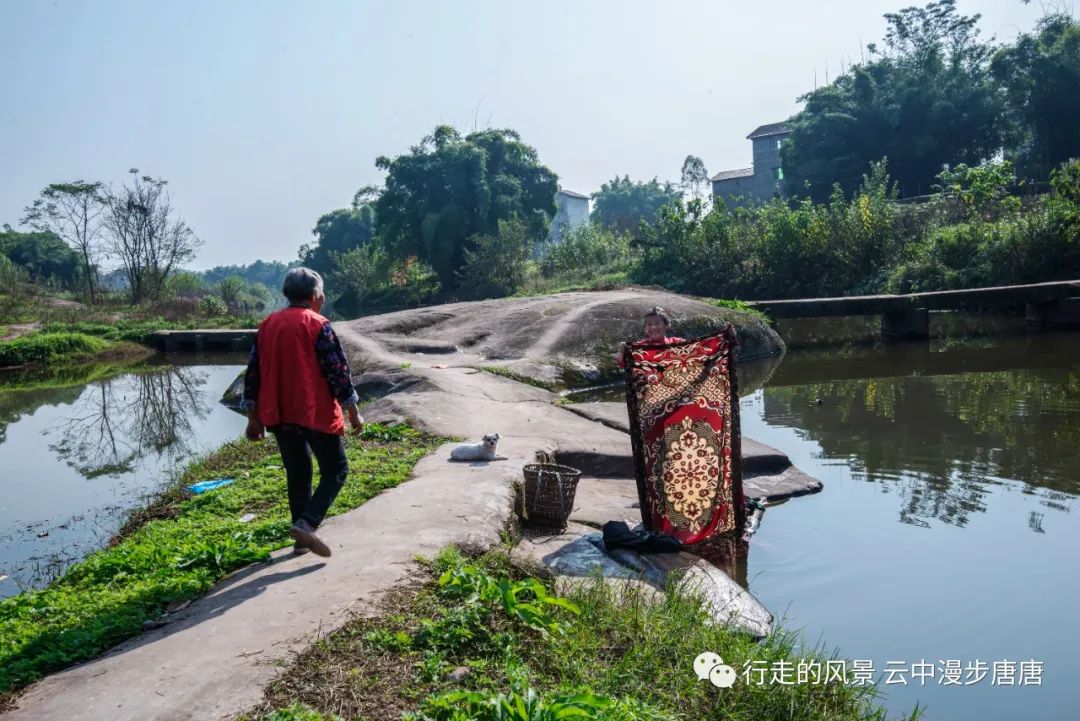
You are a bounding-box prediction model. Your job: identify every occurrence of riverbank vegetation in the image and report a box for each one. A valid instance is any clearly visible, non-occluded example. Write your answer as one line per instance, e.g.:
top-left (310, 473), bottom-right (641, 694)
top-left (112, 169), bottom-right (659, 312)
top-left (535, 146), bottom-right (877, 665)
top-left (0, 280), bottom-right (262, 372)
top-left (277, 4), bottom-right (1080, 318)
top-left (0, 423), bottom-right (441, 696)
top-left (244, 547), bottom-right (913, 721)
top-left (309, 155), bottom-right (1079, 315)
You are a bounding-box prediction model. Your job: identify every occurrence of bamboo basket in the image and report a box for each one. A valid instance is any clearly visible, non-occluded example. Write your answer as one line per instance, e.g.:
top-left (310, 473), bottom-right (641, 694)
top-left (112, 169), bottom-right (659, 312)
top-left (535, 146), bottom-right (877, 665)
top-left (519, 463), bottom-right (582, 529)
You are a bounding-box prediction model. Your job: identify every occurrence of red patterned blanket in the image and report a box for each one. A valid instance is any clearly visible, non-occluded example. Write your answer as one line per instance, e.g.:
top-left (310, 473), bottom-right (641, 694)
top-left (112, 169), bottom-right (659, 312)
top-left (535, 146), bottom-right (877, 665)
top-left (622, 326), bottom-right (745, 545)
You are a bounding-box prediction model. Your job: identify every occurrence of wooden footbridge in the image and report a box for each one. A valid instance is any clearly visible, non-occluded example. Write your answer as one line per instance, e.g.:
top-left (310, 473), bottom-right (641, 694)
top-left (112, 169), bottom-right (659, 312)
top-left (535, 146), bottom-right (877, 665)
top-left (744, 279), bottom-right (1080, 340)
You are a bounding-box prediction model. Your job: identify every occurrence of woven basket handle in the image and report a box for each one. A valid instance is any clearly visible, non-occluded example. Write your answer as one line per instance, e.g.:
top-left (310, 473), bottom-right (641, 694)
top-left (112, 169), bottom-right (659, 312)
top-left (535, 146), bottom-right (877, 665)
top-left (532, 466), bottom-right (545, 507)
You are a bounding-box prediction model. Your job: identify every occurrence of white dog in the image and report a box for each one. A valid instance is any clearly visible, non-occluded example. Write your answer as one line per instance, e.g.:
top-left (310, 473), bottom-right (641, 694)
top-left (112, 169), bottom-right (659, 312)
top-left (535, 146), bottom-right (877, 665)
top-left (450, 433), bottom-right (504, 461)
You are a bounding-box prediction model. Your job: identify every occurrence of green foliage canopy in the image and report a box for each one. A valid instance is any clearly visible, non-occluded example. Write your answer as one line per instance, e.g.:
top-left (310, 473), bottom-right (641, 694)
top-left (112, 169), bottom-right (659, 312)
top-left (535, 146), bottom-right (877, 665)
top-left (590, 176), bottom-right (682, 236)
top-left (0, 227), bottom-right (83, 287)
top-left (991, 14), bottom-right (1080, 179)
top-left (374, 126), bottom-right (558, 289)
top-left (782, 0), bottom-right (1006, 200)
top-left (299, 204), bottom-right (377, 277)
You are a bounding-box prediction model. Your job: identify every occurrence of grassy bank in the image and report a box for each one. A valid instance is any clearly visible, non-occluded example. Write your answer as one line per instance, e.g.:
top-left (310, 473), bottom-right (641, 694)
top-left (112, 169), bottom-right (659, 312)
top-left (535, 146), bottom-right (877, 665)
top-left (246, 548), bottom-right (915, 721)
top-left (0, 317), bottom-right (258, 373)
top-left (0, 356), bottom-right (158, 392)
top-left (0, 423), bottom-right (442, 696)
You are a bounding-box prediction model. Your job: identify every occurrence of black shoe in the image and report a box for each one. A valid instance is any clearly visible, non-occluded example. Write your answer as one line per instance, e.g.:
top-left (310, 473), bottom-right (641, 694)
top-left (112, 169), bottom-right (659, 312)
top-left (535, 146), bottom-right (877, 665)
top-left (288, 520), bottom-right (331, 557)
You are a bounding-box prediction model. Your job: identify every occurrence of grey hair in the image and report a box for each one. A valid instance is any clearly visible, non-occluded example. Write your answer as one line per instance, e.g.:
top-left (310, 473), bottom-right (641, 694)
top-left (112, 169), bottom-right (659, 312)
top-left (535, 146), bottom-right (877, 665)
top-left (282, 267), bottom-right (324, 303)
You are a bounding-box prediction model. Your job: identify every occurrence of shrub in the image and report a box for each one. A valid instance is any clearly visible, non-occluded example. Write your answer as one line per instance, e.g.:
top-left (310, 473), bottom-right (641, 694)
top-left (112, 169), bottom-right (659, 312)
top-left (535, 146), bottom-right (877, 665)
top-left (0, 332), bottom-right (108, 367)
top-left (539, 223), bottom-right (635, 281)
top-left (457, 218), bottom-right (532, 299)
top-left (199, 295), bottom-right (228, 317)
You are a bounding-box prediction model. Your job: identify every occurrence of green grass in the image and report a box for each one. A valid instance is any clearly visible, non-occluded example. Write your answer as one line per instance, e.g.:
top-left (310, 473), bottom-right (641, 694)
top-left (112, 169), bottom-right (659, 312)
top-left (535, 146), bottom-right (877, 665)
top-left (0, 423), bottom-right (443, 694)
top-left (702, 297), bottom-right (773, 326)
top-left (41, 316), bottom-right (258, 343)
top-left (0, 313), bottom-right (259, 371)
top-left (0, 357), bottom-right (155, 392)
top-left (247, 548), bottom-right (916, 721)
top-left (0, 332), bottom-right (109, 367)
top-left (514, 271), bottom-right (633, 298)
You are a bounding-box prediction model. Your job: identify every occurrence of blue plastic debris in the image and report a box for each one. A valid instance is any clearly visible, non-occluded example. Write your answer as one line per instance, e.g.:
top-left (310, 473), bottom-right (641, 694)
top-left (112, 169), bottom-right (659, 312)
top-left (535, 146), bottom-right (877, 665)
top-left (188, 478), bottom-right (235, 494)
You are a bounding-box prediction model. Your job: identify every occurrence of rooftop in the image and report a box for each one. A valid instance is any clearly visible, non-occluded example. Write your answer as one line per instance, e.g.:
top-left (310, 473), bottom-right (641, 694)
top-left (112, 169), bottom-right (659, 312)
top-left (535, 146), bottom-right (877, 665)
top-left (710, 167), bottom-right (754, 182)
top-left (747, 122), bottom-right (791, 140)
top-left (557, 188), bottom-right (590, 199)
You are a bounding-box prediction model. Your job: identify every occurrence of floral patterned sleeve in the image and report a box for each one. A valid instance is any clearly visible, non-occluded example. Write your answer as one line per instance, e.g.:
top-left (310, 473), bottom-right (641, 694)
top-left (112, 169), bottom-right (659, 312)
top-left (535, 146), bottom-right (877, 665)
top-left (315, 322), bottom-right (359, 409)
top-left (241, 333), bottom-right (260, 411)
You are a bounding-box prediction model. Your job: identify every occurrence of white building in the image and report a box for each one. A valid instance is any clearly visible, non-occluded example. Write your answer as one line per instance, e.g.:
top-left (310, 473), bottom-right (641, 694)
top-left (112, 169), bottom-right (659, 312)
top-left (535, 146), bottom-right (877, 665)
top-left (549, 188), bottom-right (591, 244)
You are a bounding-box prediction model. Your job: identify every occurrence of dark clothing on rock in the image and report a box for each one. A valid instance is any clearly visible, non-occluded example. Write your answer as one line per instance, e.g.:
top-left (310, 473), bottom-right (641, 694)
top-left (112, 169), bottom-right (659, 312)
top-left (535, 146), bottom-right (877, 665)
top-left (601, 520), bottom-right (683, 554)
top-left (272, 425), bottom-right (349, 529)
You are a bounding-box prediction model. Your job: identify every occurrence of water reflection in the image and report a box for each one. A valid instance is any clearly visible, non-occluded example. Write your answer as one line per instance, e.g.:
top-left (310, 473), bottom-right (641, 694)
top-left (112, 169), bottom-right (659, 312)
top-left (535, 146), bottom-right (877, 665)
top-left (50, 368), bottom-right (211, 479)
top-left (759, 334), bottom-right (1080, 530)
top-left (0, 362), bottom-right (246, 597)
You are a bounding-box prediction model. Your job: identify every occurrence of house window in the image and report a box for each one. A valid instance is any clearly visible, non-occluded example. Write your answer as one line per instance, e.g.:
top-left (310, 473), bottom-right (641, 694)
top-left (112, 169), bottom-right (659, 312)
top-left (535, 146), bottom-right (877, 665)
top-left (776, 139), bottom-right (783, 150)
top-left (775, 167), bottom-right (784, 180)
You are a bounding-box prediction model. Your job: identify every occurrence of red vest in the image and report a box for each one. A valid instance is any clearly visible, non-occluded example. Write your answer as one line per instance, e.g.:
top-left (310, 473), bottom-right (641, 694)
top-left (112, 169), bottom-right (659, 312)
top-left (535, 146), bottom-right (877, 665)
top-left (256, 307), bottom-right (345, 435)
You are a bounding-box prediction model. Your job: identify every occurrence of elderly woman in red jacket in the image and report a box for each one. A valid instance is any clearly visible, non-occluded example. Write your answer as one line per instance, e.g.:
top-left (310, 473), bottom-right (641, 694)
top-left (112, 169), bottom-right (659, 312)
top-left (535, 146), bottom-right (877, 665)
top-left (243, 268), bottom-right (363, 558)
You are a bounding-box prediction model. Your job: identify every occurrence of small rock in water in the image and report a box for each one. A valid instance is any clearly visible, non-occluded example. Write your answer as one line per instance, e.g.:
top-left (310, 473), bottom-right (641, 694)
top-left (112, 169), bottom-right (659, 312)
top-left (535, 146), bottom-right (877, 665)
top-left (239, 513), bottom-right (257, 523)
top-left (0, 574), bottom-right (8, 582)
top-left (36, 531), bottom-right (49, 538)
top-left (448, 666), bottom-right (470, 682)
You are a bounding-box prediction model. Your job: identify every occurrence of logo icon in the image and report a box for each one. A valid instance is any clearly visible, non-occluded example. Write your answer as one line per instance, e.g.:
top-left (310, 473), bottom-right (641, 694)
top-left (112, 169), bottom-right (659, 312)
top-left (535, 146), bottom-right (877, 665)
top-left (694, 652), bottom-right (737, 688)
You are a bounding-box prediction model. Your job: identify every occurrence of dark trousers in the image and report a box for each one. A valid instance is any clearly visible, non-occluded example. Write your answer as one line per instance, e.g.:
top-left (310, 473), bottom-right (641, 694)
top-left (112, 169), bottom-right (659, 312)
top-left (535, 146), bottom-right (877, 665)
top-left (270, 427), bottom-right (349, 529)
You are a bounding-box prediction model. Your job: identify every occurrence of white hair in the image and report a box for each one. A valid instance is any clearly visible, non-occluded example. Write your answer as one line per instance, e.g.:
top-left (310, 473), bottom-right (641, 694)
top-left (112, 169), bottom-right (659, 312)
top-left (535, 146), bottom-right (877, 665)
top-left (282, 267), bottom-right (324, 304)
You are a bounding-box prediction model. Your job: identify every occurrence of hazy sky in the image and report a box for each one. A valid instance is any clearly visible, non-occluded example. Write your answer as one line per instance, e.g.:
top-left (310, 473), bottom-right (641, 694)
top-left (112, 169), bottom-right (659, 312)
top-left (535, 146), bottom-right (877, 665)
top-left (1, 0), bottom-right (1046, 269)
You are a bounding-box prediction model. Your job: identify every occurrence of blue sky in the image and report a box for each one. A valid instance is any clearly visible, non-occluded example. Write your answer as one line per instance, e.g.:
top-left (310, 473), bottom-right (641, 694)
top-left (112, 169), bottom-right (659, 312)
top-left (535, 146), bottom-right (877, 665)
top-left (1, 0), bottom-right (1045, 268)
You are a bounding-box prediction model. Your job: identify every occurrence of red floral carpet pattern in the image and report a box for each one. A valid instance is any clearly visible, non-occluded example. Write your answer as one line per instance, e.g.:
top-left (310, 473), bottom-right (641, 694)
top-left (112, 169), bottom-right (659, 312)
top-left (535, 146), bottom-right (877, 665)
top-left (623, 326), bottom-right (745, 545)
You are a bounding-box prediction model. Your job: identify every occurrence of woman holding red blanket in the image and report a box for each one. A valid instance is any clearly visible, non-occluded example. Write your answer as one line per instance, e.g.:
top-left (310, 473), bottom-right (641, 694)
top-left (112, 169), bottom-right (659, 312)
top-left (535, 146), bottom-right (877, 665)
top-left (614, 306), bottom-right (684, 369)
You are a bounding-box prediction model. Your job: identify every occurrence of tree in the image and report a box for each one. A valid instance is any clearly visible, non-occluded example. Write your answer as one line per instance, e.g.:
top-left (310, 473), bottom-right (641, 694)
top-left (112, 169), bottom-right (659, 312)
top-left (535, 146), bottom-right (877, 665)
top-left (680, 155), bottom-right (710, 206)
top-left (299, 204), bottom-right (377, 277)
top-left (591, 176), bottom-right (682, 237)
top-left (782, 0), bottom-right (1005, 200)
top-left (991, 14), bottom-right (1080, 179)
top-left (202, 259), bottom-right (295, 288)
top-left (103, 170), bottom-right (202, 303)
top-left (216, 275), bottom-right (246, 309)
top-left (374, 125), bottom-right (558, 290)
top-left (21, 181), bottom-right (106, 302)
top-left (164, 270), bottom-right (208, 298)
top-left (457, 217), bottom-right (532, 299)
top-left (0, 226), bottom-right (82, 287)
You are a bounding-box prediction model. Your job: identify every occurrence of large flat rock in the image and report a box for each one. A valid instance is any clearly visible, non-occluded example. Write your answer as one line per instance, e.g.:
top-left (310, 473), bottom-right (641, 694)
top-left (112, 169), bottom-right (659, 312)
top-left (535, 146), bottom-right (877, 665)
top-left (338, 289), bottom-right (784, 388)
top-left (744, 465), bottom-right (824, 502)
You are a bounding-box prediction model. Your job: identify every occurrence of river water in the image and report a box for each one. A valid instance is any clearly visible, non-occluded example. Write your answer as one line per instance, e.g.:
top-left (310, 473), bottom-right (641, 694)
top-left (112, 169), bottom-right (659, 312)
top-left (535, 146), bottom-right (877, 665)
top-left (742, 333), bottom-right (1079, 721)
top-left (0, 356), bottom-right (247, 598)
